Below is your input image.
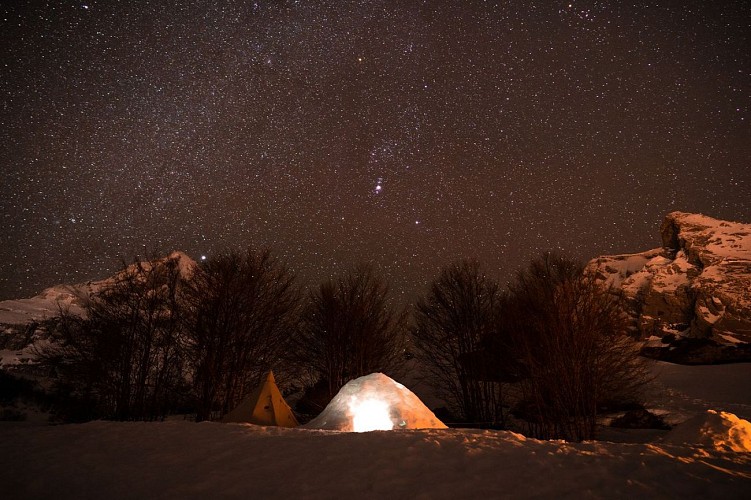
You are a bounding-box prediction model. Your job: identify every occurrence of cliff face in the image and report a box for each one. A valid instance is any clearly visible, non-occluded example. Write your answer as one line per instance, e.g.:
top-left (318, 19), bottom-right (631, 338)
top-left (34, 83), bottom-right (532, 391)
top-left (590, 212), bottom-right (751, 345)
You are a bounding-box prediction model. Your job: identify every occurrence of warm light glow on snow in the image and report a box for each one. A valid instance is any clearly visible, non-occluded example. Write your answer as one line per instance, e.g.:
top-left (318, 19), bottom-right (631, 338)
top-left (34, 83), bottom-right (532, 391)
top-left (304, 373), bottom-right (447, 432)
top-left (350, 398), bottom-right (393, 432)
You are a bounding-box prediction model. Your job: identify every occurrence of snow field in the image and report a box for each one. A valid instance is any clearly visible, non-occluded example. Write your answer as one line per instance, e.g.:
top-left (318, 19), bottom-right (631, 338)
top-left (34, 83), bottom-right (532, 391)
top-left (1, 420), bottom-right (749, 499)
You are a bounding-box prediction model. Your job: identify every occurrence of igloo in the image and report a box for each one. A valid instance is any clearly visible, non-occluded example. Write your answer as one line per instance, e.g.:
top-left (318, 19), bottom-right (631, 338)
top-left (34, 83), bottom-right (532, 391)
top-left (304, 373), bottom-right (447, 432)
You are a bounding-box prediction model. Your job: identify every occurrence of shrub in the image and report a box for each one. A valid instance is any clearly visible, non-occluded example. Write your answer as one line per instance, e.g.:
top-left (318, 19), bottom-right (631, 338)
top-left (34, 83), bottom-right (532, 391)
top-left (412, 260), bottom-right (506, 426)
top-left (500, 253), bottom-right (650, 441)
top-left (294, 265), bottom-right (406, 402)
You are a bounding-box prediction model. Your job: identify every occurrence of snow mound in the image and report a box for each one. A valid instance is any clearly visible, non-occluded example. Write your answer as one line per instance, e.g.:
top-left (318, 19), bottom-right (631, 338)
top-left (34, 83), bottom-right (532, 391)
top-left (664, 410), bottom-right (751, 452)
top-left (304, 373), bottom-right (447, 432)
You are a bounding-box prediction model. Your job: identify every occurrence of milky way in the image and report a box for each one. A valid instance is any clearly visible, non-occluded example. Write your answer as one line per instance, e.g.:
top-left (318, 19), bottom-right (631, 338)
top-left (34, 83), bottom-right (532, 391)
top-left (2, 1), bottom-right (749, 301)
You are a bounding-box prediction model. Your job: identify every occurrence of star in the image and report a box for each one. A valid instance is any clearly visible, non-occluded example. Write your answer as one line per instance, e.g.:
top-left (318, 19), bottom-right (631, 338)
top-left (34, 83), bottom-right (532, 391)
top-left (0, 1), bottom-right (748, 302)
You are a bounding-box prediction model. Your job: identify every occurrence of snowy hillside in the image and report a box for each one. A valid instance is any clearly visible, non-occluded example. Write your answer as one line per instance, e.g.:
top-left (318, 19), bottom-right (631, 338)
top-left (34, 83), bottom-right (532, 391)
top-left (0, 285), bottom-right (88, 327)
top-left (0, 251), bottom-right (196, 367)
top-left (0, 251), bottom-right (196, 327)
top-left (0, 284), bottom-right (92, 367)
top-left (590, 212), bottom-right (751, 349)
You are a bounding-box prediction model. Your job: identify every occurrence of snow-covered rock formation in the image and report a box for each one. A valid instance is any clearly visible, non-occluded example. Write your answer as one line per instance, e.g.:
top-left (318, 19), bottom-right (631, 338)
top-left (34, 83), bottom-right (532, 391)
top-left (590, 212), bottom-right (751, 351)
top-left (305, 373), bottom-right (447, 432)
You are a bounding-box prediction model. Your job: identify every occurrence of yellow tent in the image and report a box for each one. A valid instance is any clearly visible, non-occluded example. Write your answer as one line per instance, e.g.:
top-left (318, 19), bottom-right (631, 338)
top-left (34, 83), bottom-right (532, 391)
top-left (222, 371), bottom-right (299, 427)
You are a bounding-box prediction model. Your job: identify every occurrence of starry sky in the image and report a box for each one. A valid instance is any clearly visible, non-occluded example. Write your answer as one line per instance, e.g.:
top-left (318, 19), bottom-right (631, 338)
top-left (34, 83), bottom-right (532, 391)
top-left (2, 1), bottom-right (749, 302)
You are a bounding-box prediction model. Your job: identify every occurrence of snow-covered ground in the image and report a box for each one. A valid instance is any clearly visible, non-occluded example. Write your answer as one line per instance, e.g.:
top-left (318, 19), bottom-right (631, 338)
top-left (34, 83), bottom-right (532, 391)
top-left (647, 361), bottom-right (751, 422)
top-left (2, 363), bottom-right (750, 498)
top-left (1, 419), bottom-right (748, 499)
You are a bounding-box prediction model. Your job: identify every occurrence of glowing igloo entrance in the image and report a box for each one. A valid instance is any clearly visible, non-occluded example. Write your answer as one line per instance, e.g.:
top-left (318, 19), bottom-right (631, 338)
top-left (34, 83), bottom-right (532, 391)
top-left (304, 373), bottom-right (447, 432)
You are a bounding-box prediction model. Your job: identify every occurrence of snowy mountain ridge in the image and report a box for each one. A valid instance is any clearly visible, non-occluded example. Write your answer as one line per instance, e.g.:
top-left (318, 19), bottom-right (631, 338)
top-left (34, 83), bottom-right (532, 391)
top-left (590, 212), bottom-right (751, 347)
top-left (0, 251), bottom-right (196, 366)
top-left (0, 251), bottom-right (196, 327)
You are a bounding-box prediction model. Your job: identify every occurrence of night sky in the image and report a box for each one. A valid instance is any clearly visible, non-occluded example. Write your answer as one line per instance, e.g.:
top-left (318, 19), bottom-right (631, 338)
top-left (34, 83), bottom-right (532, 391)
top-left (2, 1), bottom-right (749, 302)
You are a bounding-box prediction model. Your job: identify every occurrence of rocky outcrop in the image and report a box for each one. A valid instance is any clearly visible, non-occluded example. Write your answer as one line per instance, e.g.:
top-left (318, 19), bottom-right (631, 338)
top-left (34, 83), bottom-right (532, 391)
top-left (590, 212), bottom-right (751, 347)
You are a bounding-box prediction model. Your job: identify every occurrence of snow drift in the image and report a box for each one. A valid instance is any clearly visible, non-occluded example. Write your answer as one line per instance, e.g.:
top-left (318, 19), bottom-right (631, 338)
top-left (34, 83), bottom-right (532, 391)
top-left (664, 410), bottom-right (751, 453)
top-left (304, 373), bottom-right (447, 432)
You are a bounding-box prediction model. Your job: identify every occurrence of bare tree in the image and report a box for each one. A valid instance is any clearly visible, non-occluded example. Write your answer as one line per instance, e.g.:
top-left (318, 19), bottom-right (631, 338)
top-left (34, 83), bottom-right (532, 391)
top-left (501, 253), bottom-right (650, 441)
top-left (181, 248), bottom-right (300, 422)
top-left (295, 265), bottom-right (407, 404)
top-left (38, 253), bottom-right (188, 421)
top-left (411, 259), bottom-right (506, 426)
